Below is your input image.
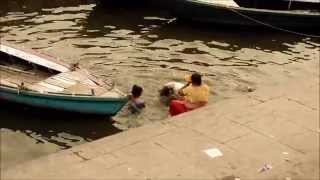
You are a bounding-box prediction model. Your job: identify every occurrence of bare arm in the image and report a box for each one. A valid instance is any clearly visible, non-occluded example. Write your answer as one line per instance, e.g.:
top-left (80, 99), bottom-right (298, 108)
top-left (178, 82), bottom-right (191, 96)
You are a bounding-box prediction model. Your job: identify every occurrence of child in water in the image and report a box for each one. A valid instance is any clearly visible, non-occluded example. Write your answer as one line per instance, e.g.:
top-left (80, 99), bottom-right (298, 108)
top-left (128, 85), bottom-right (145, 114)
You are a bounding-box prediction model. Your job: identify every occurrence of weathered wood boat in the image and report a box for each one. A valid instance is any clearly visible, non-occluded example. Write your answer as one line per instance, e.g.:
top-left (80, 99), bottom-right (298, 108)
top-left (0, 43), bottom-right (128, 116)
top-left (234, 0), bottom-right (320, 10)
top-left (170, 0), bottom-right (320, 29)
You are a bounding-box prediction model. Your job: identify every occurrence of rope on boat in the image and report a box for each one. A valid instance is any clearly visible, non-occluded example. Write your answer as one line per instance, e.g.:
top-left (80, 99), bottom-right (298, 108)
top-left (228, 8), bottom-right (320, 38)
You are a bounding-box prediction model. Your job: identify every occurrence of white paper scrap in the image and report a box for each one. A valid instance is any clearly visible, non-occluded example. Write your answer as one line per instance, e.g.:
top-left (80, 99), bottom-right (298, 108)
top-left (204, 148), bottom-right (223, 159)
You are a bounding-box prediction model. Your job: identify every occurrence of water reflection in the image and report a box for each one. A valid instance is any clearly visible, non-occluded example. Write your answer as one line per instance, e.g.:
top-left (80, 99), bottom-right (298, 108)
top-left (0, 101), bottom-right (121, 169)
top-left (0, 0), bottom-right (95, 14)
top-left (0, 102), bottom-right (121, 147)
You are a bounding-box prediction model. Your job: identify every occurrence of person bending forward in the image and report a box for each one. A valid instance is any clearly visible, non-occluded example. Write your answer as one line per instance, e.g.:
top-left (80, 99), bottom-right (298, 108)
top-left (169, 73), bottom-right (209, 116)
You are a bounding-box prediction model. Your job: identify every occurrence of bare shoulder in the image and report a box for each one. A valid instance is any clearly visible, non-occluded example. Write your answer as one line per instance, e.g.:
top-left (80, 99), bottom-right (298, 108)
top-left (203, 84), bottom-right (210, 90)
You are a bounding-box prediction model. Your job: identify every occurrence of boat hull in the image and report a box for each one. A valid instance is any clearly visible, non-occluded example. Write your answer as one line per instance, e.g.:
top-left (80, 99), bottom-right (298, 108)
top-left (0, 85), bottom-right (128, 116)
top-left (234, 0), bottom-right (320, 10)
top-left (171, 0), bottom-right (320, 29)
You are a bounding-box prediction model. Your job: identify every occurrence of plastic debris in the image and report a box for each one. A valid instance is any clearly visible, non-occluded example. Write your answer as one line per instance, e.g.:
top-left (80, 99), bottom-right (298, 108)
top-left (282, 152), bottom-right (290, 161)
top-left (204, 148), bottom-right (223, 159)
top-left (258, 163), bottom-right (272, 173)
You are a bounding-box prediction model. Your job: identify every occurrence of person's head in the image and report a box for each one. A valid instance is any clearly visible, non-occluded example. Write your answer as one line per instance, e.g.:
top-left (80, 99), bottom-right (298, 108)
top-left (131, 85), bottom-right (143, 98)
top-left (191, 73), bottom-right (202, 86)
top-left (159, 86), bottom-right (174, 97)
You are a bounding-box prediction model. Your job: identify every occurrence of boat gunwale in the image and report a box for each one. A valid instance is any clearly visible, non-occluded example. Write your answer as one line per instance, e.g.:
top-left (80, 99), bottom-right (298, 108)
top-left (186, 0), bottom-right (320, 16)
top-left (0, 42), bottom-right (72, 72)
top-left (0, 84), bottom-right (128, 102)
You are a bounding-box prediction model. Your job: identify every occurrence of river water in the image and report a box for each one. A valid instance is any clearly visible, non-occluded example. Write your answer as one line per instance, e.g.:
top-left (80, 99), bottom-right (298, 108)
top-left (0, 0), bottom-right (319, 170)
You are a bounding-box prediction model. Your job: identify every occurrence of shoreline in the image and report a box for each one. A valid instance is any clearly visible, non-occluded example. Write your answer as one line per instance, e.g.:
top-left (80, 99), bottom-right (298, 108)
top-left (2, 58), bottom-right (319, 179)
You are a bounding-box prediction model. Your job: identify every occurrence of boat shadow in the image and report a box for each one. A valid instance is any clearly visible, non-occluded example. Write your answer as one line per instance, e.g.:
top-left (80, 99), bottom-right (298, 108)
top-left (0, 101), bottom-right (121, 148)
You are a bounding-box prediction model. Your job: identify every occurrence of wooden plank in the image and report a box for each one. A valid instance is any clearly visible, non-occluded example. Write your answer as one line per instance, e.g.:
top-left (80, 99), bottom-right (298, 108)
top-left (64, 83), bottom-right (92, 95)
top-left (0, 43), bottom-right (70, 73)
top-left (0, 78), bottom-right (39, 91)
top-left (63, 70), bottom-right (97, 85)
top-left (61, 71), bottom-right (89, 81)
top-left (100, 91), bottom-right (122, 98)
top-left (0, 65), bottom-right (35, 75)
top-left (1, 78), bottom-right (32, 87)
top-left (44, 78), bottom-right (73, 89)
top-left (37, 82), bottom-right (65, 92)
top-left (29, 84), bottom-right (58, 93)
top-left (198, 0), bottom-right (239, 7)
top-left (51, 76), bottom-right (77, 85)
top-left (89, 87), bottom-right (108, 96)
top-left (0, 79), bottom-right (18, 88)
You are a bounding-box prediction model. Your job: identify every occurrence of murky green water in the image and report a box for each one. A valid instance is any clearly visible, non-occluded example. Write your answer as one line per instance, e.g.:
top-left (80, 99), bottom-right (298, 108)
top-left (0, 0), bottom-right (319, 169)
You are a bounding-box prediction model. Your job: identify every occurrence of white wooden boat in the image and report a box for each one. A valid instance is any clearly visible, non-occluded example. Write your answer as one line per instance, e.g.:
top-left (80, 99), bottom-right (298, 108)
top-left (0, 43), bottom-right (128, 116)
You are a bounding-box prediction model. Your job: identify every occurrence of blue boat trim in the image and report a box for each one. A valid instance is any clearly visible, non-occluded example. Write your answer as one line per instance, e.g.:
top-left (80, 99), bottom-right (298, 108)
top-left (0, 85), bottom-right (128, 116)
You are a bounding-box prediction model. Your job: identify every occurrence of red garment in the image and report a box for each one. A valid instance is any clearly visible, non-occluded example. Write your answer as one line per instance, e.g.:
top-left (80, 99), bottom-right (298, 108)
top-left (169, 100), bottom-right (189, 116)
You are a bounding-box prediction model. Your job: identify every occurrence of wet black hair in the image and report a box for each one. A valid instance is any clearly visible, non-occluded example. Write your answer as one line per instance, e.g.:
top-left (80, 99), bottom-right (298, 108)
top-left (131, 85), bottom-right (143, 98)
top-left (191, 73), bottom-right (202, 86)
top-left (159, 86), bottom-right (174, 97)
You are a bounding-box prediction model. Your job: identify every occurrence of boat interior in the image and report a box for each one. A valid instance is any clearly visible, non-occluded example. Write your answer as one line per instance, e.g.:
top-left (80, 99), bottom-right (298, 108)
top-left (0, 51), bottom-right (123, 98)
